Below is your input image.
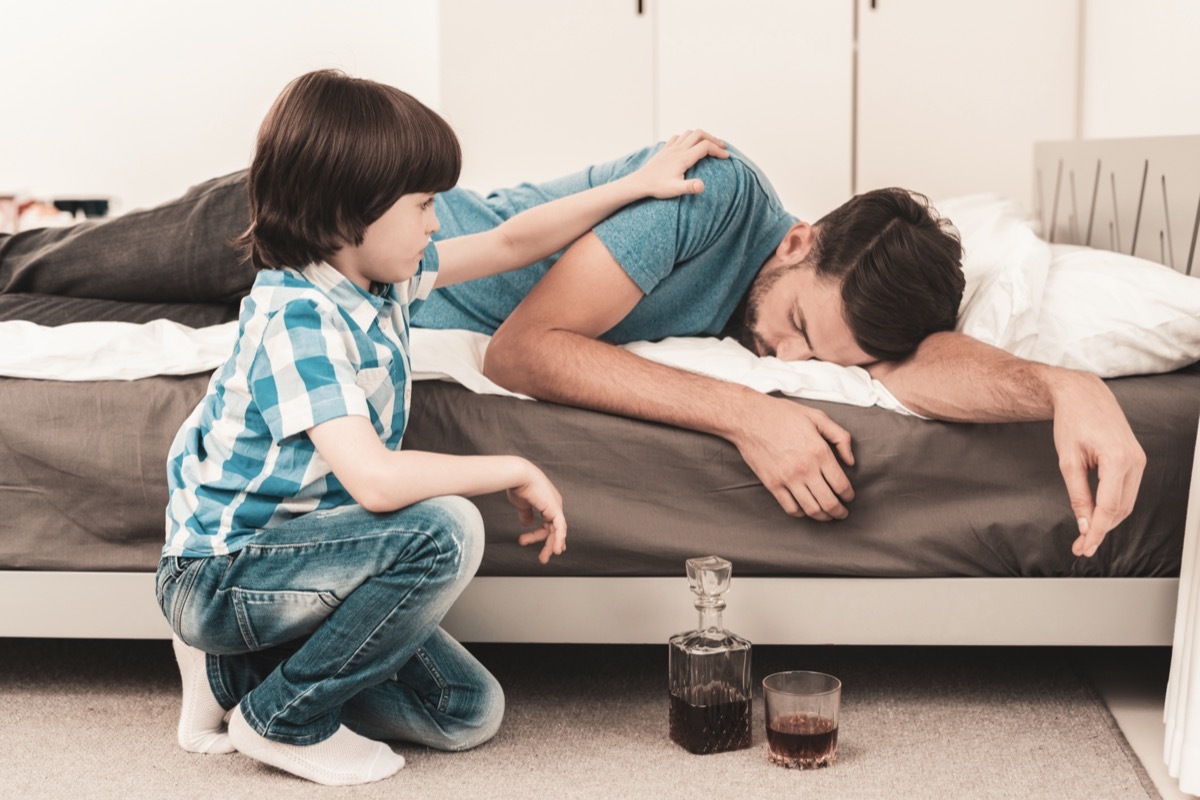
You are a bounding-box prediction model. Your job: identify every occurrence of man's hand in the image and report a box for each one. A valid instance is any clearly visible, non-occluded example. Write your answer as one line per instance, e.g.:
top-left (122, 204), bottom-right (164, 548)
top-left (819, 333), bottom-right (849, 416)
top-left (1048, 370), bottom-right (1146, 557)
top-left (507, 461), bottom-right (568, 564)
top-left (871, 331), bottom-right (1146, 557)
top-left (729, 394), bottom-right (856, 520)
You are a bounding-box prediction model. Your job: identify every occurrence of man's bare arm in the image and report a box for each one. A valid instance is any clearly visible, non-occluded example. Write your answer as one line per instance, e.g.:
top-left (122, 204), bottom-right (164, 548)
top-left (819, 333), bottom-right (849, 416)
top-left (868, 331), bottom-right (1146, 557)
top-left (485, 232), bottom-right (857, 520)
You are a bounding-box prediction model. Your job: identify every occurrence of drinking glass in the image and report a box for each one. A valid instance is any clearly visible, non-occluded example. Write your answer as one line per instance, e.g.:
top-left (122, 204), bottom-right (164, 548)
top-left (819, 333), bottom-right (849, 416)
top-left (762, 670), bottom-right (841, 768)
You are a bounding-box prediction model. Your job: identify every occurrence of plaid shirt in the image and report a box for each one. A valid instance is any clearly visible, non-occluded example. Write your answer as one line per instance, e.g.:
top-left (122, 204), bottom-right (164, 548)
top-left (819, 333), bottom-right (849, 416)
top-left (164, 251), bottom-right (438, 557)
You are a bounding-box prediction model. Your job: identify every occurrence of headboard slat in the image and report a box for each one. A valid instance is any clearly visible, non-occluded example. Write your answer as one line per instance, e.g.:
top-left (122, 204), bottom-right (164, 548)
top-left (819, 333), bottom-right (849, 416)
top-left (1034, 135), bottom-right (1200, 274)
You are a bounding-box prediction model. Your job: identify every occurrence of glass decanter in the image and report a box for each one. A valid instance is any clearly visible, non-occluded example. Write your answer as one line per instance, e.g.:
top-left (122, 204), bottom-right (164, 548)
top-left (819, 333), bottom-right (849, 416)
top-left (668, 555), bottom-right (753, 754)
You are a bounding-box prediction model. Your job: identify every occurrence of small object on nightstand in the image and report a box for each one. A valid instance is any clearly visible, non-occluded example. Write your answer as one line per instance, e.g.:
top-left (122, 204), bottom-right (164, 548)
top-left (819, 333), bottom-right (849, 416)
top-left (17, 200), bottom-right (75, 230)
top-left (52, 198), bottom-right (110, 219)
top-left (0, 195), bottom-right (16, 234)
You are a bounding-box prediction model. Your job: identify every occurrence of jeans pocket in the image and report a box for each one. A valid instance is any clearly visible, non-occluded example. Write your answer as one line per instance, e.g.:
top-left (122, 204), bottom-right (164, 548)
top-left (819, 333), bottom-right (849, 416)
top-left (230, 587), bottom-right (343, 650)
top-left (412, 646), bottom-right (452, 713)
top-left (156, 557), bottom-right (197, 625)
top-left (155, 558), bottom-right (170, 609)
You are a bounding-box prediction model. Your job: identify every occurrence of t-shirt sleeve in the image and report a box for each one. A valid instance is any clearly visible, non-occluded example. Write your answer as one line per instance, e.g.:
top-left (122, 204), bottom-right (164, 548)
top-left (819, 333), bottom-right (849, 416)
top-left (248, 299), bottom-right (371, 442)
top-left (590, 155), bottom-right (743, 295)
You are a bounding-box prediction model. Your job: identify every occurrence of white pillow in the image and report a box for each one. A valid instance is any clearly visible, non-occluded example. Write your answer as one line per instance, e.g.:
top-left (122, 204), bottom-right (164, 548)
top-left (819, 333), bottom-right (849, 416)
top-left (1029, 244), bottom-right (1200, 377)
top-left (934, 193), bottom-right (1049, 358)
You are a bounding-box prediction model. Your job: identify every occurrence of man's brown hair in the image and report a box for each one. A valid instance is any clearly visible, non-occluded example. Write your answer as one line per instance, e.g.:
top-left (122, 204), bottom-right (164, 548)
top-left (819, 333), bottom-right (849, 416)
top-left (810, 188), bottom-right (965, 362)
top-left (236, 69), bottom-right (461, 270)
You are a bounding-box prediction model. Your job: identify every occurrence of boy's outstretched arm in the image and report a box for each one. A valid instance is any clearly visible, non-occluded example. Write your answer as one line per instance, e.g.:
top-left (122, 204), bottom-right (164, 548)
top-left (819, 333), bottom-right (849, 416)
top-left (432, 130), bottom-right (728, 287)
top-left (308, 415), bottom-right (567, 564)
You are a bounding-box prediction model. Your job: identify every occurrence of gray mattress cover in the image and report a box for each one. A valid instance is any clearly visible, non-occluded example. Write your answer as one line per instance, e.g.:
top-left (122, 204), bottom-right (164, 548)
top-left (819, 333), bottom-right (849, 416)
top-left (405, 372), bottom-right (1199, 578)
top-left (1, 292), bottom-right (1196, 577)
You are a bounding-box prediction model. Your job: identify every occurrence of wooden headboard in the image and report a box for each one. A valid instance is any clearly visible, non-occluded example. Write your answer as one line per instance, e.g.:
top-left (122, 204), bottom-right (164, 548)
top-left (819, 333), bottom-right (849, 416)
top-left (1034, 135), bottom-right (1200, 275)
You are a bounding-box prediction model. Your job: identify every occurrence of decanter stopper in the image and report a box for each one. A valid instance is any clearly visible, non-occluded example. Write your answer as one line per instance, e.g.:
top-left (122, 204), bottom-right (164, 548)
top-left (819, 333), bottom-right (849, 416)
top-left (686, 555), bottom-right (732, 607)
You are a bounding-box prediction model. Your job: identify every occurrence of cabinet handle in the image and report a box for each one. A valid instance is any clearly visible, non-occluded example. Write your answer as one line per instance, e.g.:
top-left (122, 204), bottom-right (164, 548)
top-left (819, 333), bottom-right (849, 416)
top-left (637, 0), bottom-right (644, 14)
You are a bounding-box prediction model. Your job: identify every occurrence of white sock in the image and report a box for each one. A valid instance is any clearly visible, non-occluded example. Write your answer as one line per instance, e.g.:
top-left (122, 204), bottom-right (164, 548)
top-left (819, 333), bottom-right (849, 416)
top-left (172, 634), bottom-right (235, 755)
top-left (228, 706), bottom-right (405, 786)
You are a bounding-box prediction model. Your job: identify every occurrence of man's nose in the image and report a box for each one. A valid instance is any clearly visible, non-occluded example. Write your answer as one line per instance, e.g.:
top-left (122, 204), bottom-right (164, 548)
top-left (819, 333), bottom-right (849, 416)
top-left (775, 336), bottom-right (813, 362)
top-left (427, 209), bottom-right (440, 235)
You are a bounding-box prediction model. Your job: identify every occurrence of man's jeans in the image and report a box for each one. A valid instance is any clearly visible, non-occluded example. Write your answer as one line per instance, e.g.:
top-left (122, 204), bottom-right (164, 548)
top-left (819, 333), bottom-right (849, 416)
top-left (156, 496), bottom-right (503, 749)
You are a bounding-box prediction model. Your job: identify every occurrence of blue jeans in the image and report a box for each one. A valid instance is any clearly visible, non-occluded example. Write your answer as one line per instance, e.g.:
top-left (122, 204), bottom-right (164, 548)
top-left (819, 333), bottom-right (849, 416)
top-left (156, 496), bottom-right (503, 749)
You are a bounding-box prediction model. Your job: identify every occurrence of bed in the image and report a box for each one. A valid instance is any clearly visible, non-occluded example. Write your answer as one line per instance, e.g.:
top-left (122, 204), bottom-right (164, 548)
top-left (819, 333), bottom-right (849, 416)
top-left (1, 135), bottom-right (1198, 645)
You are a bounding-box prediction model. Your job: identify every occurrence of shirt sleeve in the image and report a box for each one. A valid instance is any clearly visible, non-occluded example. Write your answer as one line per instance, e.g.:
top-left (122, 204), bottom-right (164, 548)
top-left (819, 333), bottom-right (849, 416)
top-left (591, 154), bottom-right (743, 295)
top-left (403, 240), bottom-right (440, 312)
top-left (248, 299), bottom-right (371, 442)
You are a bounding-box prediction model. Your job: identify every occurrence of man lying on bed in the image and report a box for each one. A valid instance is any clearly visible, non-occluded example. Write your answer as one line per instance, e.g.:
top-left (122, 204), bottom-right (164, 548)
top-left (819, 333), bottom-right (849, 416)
top-left (0, 139), bottom-right (1144, 560)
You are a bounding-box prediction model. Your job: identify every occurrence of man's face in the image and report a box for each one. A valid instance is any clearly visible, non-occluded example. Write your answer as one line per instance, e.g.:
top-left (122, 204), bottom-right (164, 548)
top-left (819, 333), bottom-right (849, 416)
top-left (741, 262), bottom-right (875, 367)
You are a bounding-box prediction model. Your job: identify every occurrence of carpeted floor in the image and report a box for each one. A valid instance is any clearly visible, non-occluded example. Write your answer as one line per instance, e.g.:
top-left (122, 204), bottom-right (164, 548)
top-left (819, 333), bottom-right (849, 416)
top-left (0, 639), bottom-right (1160, 799)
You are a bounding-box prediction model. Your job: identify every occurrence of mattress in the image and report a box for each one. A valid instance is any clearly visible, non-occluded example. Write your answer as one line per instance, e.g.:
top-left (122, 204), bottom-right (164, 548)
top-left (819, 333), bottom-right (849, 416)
top-left (1, 310), bottom-right (1196, 577)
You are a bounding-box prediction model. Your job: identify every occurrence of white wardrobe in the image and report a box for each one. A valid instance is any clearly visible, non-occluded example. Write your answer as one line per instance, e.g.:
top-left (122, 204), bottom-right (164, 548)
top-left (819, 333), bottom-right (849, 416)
top-left (439, 0), bottom-right (1078, 218)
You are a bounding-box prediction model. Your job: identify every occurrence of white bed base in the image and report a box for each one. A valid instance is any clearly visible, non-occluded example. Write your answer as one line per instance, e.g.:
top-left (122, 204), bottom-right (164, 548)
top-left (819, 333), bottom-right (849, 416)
top-left (0, 572), bottom-right (1178, 646)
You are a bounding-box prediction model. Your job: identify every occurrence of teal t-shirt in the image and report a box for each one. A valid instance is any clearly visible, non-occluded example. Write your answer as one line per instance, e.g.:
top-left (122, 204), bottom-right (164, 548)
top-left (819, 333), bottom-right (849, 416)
top-left (411, 143), bottom-right (798, 344)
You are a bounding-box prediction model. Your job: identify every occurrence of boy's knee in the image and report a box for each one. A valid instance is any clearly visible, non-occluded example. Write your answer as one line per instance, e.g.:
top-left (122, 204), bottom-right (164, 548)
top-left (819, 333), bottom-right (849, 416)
top-left (472, 671), bottom-right (506, 746)
top-left (400, 494), bottom-right (484, 582)
top-left (417, 496), bottom-right (485, 580)
top-left (446, 671), bottom-right (505, 751)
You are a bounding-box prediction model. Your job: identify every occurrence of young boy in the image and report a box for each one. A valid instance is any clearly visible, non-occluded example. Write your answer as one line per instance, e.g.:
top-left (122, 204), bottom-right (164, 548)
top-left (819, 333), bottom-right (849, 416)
top-left (156, 69), bottom-right (726, 786)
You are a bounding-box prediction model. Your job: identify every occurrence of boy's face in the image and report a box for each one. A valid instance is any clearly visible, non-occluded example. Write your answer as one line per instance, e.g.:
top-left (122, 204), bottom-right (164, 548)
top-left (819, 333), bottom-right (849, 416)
top-left (335, 193), bottom-right (440, 290)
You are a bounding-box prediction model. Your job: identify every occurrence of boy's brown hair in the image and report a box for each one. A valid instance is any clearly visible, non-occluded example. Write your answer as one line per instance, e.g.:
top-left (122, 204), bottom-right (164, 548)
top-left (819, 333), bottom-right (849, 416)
top-left (237, 69), bottom-right (461, 270)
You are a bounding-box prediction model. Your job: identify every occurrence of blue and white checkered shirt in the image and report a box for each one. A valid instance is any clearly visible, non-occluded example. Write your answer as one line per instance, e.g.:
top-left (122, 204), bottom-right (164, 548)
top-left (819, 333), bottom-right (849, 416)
top-left (164, 249), bottom-right (439, 557)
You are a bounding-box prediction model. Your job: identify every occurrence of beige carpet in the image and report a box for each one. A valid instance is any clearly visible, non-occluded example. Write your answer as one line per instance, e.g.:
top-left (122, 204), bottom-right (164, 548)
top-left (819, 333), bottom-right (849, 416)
top-left (0, 639), bottom-right (1159, 800)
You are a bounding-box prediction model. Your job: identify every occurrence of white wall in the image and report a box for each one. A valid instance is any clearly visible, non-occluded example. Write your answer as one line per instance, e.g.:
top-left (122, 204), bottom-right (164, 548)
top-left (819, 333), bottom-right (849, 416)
top-left (855, 0), bottom-right (1078, 209)
top-left (1, 0), bottom-right (439, 213)
top-left (1082, 0), bottom-right (1200, 139)
top-left (4, 1), bottom-right (1198, 217)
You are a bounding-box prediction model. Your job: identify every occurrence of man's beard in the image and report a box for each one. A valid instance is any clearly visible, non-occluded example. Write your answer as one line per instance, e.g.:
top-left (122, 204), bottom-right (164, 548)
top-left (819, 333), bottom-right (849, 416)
top-left (723, 261), bottom-right (790, 356)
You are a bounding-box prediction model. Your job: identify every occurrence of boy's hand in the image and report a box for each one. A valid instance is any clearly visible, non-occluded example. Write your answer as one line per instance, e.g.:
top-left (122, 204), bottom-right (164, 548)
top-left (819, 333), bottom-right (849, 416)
top-left (507, 463), bottom-right (568, 564)
top-left (633, 129), bottom-right (729, 199)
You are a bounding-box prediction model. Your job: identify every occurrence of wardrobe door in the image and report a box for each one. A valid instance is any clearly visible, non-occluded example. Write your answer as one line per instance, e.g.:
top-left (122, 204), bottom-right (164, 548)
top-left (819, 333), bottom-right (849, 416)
top-left (439, 0), bottom-right (655, 193)
top-left (856, 0), bottom-right (1078, 207)
top-left (655, 0), bottom-right (854, 221)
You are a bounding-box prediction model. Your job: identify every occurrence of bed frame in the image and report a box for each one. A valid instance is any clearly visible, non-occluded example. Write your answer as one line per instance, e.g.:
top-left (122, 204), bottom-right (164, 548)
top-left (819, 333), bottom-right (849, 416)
top-left (1, 135), bottom-right (1197, 646)
top-left (0, 571), bottom-right (1183, 645)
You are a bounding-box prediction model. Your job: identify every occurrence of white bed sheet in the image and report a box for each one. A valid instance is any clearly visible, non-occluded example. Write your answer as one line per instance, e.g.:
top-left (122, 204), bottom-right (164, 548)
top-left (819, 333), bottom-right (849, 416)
top-left (0, 320), bottom-right (912, 414)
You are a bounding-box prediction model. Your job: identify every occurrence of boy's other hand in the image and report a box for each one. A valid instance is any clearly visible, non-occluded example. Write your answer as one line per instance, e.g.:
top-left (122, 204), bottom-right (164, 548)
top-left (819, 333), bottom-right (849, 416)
top-left (509, 463), bottom-right (567, 564)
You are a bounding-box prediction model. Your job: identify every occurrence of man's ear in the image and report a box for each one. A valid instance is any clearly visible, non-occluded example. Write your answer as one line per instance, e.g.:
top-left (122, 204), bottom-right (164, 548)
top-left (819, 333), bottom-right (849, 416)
top-left (775, 221), bottom-right (816, 263)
